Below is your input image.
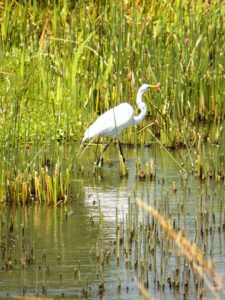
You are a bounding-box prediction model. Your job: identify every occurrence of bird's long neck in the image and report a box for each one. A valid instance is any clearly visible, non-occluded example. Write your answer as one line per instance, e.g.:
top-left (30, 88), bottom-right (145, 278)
top-left (134, 91), bottom-right (147, 125)
top-left (133, 103), bottom-right (147, 125)
top-left (136, 90), bottom-right (143, 107)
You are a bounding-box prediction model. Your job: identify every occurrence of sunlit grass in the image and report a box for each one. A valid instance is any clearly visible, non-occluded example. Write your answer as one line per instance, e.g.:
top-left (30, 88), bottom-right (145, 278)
top-left (0, 1), bottom-right (224, 203)
top-left (0, 0), bottom-right (223, 149)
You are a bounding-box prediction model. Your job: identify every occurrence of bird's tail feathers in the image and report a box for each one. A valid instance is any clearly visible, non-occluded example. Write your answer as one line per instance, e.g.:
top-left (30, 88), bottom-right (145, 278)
top-left (82, 131), bottom-right (89, 143)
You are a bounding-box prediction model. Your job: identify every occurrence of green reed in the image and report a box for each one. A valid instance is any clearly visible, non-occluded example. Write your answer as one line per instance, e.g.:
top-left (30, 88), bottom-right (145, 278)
top-left (0, 0), bottom-right (224, 150)
top-left (0, 1), bottom-right (223, 202)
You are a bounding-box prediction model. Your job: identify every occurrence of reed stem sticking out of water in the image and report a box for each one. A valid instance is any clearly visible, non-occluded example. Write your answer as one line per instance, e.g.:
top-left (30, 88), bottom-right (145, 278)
top-left (135, 198), bottom-right (225, 299)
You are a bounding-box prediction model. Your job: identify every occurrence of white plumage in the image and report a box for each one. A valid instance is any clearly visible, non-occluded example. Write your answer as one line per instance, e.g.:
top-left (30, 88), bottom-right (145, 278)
top-left (83, 83), bottom-right (160, 142)
top-left (82, 83), bottom-right (160, 164)
top-left (83, 102), bottom-right (135, 141)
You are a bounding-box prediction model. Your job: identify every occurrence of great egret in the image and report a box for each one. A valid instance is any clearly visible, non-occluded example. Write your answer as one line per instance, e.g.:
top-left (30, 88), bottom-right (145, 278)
top-left (82, 83), bottom-right (160, 166)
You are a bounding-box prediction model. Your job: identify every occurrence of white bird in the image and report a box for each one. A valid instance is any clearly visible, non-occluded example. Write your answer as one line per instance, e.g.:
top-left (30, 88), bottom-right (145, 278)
top-left (82, 83), bottom-right (160, 166)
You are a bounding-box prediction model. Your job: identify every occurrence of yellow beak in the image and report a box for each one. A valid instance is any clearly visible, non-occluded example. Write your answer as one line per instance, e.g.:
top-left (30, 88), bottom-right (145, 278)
top-left (149, 83), bottom-right (161, 90)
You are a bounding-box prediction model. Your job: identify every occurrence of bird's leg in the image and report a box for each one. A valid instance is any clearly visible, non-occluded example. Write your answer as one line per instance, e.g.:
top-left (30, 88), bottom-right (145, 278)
top-left (118, 140), bottom-right (126, 163)
top-left (96, 138), bottom-right (112, 167)
top-left (94, 136), bottom-right (103, 167)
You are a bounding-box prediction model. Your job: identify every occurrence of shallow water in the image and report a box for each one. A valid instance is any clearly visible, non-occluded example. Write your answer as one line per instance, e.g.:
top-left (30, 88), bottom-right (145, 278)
top-left (0, 139), bottom-right (224, 299)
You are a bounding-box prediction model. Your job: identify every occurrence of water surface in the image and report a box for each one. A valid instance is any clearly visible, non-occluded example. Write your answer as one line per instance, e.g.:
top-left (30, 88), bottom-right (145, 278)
top-left (0, 139), bottom-right (224, 299)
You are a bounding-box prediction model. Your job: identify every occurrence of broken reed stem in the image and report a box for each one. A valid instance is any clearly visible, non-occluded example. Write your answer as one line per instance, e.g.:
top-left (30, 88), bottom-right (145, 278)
top-left (135, 198), bottom-right (225, 299)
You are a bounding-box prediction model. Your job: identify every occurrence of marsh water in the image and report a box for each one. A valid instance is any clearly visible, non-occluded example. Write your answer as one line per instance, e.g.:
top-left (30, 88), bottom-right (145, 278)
top-left (0, 137), bottom-right (224, 299)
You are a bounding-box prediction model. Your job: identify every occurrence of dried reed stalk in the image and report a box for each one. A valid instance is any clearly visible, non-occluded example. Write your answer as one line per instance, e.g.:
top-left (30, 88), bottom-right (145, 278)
top-left (135, 198), bottom-right (225, 299)
top-left (137, 282), bottom-right (152, 300)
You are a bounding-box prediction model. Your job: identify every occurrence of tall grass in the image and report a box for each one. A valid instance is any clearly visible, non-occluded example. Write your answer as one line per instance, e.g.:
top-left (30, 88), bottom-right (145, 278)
top-left (0, 0), bottom-right (224, 149)
top-left (0, 1), bottom-right (223, 201)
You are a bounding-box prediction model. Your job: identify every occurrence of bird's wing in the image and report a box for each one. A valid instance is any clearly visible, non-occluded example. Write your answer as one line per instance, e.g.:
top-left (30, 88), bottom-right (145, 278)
top-left (106, 103), bottom-right (135, 136)
top-left (83, 103), bottom-right (134, 140)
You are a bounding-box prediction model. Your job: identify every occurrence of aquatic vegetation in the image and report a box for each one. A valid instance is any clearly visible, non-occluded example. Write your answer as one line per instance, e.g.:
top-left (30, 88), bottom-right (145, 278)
top-left (0, 144), bottom-right (224, 298)
top-left (0, 0), bottom-right (223, 179)
top-left (135, 198), bottom-right (224, 298)
top-left (1, 164), bottom-right (71, 205)
top-left (0, 2), bottom-right (224, 299)
top-left (0, 1), bottom-right (224, 148)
